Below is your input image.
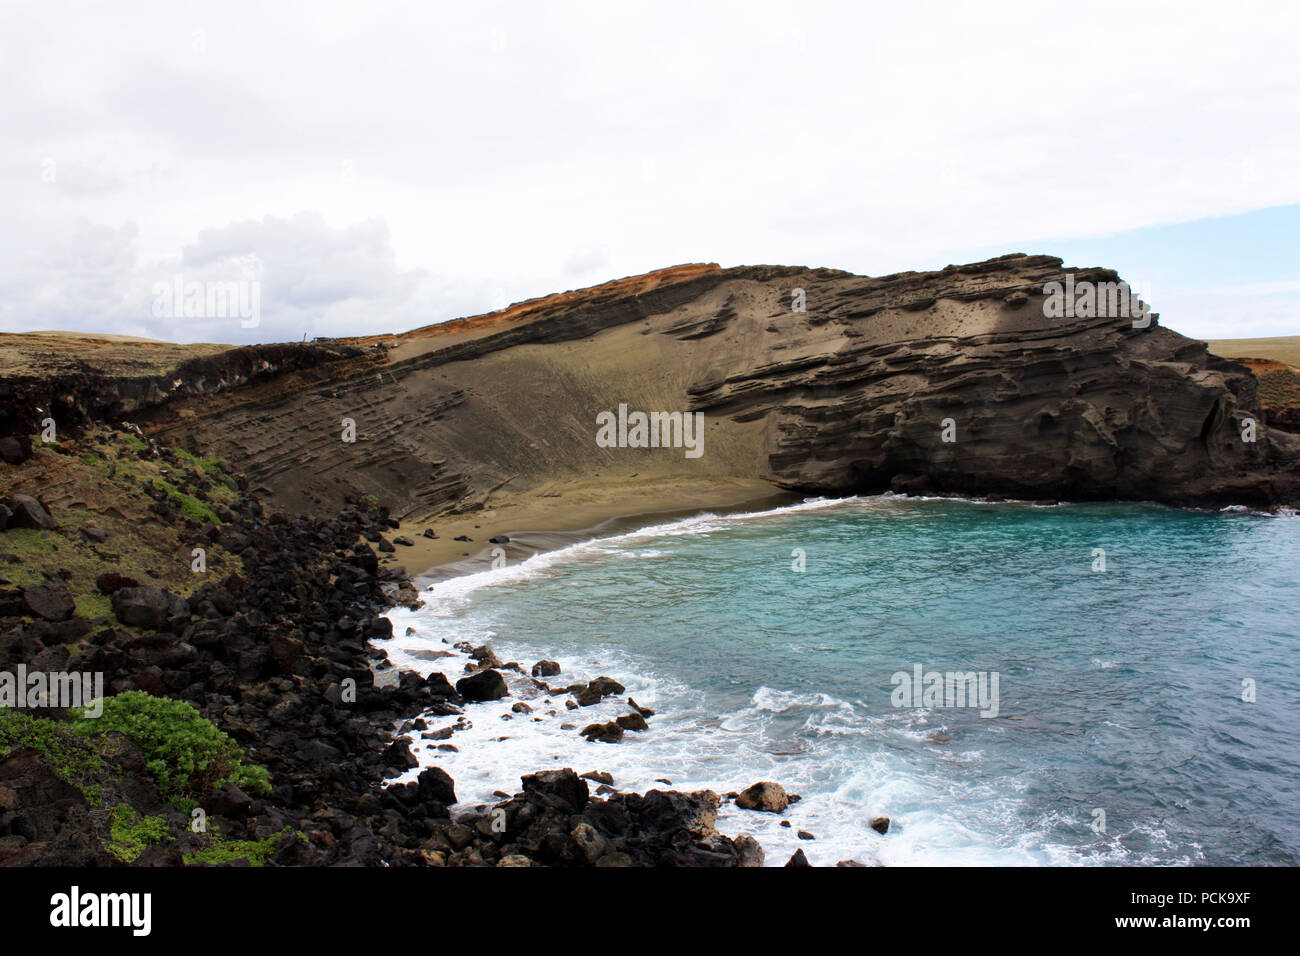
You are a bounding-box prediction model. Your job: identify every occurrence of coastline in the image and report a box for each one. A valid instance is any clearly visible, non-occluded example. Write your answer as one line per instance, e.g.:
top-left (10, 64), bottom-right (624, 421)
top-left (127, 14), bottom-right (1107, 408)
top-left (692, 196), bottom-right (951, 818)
top-left (387, 476), bottom-right (799, 579)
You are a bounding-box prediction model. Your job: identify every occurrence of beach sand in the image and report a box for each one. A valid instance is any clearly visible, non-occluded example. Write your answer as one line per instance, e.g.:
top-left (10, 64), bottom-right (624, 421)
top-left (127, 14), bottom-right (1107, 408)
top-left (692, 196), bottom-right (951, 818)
top-left (381, 476), bottom-right (796, 580)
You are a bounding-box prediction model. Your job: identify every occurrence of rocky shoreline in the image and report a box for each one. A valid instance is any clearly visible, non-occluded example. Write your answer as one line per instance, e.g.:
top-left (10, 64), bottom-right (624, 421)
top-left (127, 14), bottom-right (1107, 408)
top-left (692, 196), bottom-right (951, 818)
top-left (0, 429), bottom-right (785, 866)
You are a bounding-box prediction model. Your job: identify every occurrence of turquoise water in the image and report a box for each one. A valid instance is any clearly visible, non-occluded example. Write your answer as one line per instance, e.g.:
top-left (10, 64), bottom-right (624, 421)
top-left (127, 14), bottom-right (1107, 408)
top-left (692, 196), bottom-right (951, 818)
top-left (383, 496), bottom-right (1300, 866)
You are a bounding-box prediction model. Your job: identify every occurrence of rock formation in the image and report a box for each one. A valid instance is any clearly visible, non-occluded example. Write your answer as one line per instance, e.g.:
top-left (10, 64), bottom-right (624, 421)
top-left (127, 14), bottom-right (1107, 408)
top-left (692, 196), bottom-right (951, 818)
top-left (5, 254), bottom-right (1294, 515)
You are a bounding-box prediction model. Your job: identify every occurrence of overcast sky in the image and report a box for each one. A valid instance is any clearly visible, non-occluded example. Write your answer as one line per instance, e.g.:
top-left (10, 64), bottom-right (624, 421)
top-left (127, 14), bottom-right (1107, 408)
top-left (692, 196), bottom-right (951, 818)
top-left (3, 0), bottom-right (1298, 344)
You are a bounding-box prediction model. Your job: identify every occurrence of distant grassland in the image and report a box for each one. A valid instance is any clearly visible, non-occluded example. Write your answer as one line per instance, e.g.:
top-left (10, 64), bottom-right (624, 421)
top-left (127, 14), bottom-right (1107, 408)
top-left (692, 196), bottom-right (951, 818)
top-left (1206, 336), bottom-right (1300, 368)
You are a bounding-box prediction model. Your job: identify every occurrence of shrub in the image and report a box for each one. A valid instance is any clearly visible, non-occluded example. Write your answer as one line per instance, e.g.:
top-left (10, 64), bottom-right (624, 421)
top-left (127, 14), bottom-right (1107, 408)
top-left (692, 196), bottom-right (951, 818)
top-left (74, 691), bottom-right (271, 805)
top-left (106, 804), bottom-right (170, 862)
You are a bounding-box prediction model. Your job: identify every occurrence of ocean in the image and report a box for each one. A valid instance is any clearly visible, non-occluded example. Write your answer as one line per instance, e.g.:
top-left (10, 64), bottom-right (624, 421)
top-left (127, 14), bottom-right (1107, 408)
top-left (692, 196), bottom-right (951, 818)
top-left (380, 495), bottom-right (1300, 866)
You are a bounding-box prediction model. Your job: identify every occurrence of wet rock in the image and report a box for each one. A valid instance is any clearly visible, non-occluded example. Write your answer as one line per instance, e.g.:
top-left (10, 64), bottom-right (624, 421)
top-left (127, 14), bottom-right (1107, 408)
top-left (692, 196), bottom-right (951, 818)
top-left (575, 676), bottom-right (626, 706)
top-left (628, 697), bottom-right (655, 717)
top-left (797, 829), bottom-right (815, 840)
top-left (531, 659), bottom-right (560, 677)
top-left (735, 781), bottom-right (789, 813)
top-left (735, 834), bottom-right (765, 867)
top-left (520, 768), bottom-right (589, 813)
top-left (488, 535), bottom-right (509, 544)
top-left (580, 721), bottom-right (624, 744)
top-left (416, 767), bottom-right (457, 807)
top-left (456, 668), bottom-right (509, 702)
top-left (382, 739), bottom-right (418, 770)
top-left (615, 712), bottom-right (649, 732)
top-left (870, 815), bottom-right (890, 834)
top-left (579, 771), bottom-right (613, 785)
top-left (784, 848), bottom-right (812, 867)
top-left (469, 645), bottom-right (503, 669)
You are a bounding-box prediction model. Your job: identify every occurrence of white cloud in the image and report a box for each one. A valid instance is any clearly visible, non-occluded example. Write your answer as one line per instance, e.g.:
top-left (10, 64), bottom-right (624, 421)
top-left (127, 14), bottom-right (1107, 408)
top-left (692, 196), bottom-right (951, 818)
top-left (2, 0), bottom-right (1298, 341)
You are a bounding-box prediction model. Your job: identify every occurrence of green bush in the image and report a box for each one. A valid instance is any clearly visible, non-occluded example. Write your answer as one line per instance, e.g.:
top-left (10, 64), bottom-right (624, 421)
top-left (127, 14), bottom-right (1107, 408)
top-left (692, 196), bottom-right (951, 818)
top-left (106, 804), bottom-right (170, 863)
top-left (74, 691), bottom-right (271, 806)
top-left (182, 828), bottom-right (298, 867)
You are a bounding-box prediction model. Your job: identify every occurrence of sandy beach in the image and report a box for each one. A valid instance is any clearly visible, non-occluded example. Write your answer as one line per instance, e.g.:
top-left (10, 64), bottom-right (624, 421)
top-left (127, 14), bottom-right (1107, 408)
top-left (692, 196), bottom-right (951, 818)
top-left (383, 476), bottom-right (795, 579)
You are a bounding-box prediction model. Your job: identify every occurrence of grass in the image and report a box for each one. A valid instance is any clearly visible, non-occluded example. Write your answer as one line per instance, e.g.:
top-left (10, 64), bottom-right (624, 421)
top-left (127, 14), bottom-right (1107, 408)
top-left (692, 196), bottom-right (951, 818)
top-left (152, 476), bottom-right (221, 525)
top-left (1206, 336), bottom-right (1300, 368)
top-left (0, 430), bottom-right (242, 608)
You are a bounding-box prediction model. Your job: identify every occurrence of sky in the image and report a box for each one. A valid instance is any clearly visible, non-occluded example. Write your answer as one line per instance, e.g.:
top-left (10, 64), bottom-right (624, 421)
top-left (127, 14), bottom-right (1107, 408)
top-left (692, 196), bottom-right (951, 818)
top-left (2, 0), bottom-right (1298, 344)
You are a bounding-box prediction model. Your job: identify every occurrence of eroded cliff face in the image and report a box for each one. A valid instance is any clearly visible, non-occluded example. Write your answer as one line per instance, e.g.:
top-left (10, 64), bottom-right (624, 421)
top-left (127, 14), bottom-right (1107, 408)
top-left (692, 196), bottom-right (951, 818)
top-left (5, 255), bottom-right (1298, 514)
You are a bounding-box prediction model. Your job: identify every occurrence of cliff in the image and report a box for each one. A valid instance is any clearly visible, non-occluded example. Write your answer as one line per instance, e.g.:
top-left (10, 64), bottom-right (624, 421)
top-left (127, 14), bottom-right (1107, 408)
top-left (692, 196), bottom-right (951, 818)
top-left (4, 254), bottom-right (1297, 516)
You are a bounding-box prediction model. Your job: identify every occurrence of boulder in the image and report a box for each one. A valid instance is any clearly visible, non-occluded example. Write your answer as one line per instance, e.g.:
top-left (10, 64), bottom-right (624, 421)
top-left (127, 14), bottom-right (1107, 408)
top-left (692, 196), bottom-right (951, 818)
top-left (0, 437), bottom-right (29, 466)
top-left (455, 668), bottom-right (509, 702)
top-left (416, 766), bottom-right (457, 806)
top-left (531, 659), bottom-right (561, 677)
top-left (382, 739), bottom-right (418, 770)
top-left (734, 781), bottom-right (789, 813)
top-left (784, 848), bottom-right (812, 867)
top-left (469, 645), bottom-right (503, 669)
top-left (5, 495), bottom-right (56, 530)
top-left (870, 815), bottom-right (890, 834)
top-left (580, 721), bottom-right (624, 744)
top-left (520, 768), bottom-right (589, 813)
top-left (21, 583), bottom-right (75, 622)
top-left (735, 834), bottom-right (765, 867)
top-left (615, 712), bottom-right (649, 732)
top-left (95, 572), bottom-right (140, 595)
top-left (575, 676), bottom-right (626, 706)
top-left (111, 587), bottom-right (190, 629)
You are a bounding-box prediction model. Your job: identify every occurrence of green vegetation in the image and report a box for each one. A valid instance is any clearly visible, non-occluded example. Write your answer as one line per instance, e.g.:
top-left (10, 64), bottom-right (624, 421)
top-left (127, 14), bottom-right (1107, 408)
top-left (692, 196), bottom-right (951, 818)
top-left (0, 709), bottom-right (106, 780)
top-left (73, 590), bottom-right (113, 621)
top-left (182, 827), bottom-right (300, 867)
top-left (106, 804), bottom-right (170, 863)
top-left (2, 692), bottom-right (273, 862)
top-left (174, 447), bottom-right (235, 484)
top-left (151, 475), bottom-right (221, 524)
top-left (73, 691), bottom-right (271, 807)
top-left (121, 433), bottom-right (147, 451)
